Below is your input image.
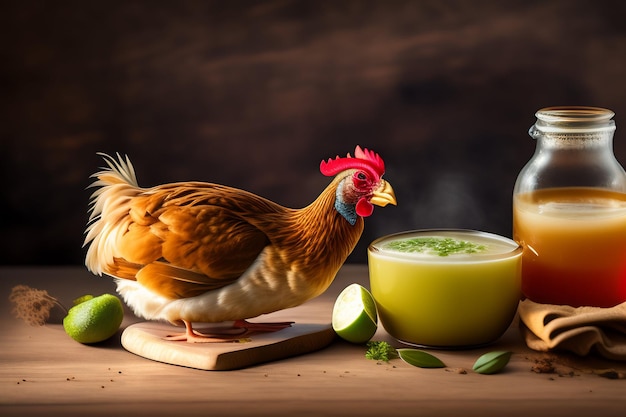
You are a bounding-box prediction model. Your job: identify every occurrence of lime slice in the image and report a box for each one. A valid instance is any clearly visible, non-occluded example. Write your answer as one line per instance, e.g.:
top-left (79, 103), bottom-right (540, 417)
top-left (332, 283), bottom-right (378, 344)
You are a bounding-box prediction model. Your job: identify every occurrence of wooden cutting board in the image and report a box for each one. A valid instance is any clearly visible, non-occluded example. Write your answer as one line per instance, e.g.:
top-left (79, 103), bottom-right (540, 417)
top-left (121, 321), bottom-right (336, 371)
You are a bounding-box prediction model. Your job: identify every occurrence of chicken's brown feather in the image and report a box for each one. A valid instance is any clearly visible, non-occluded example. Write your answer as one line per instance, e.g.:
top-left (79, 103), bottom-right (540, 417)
top-left (106, 258), bottom-right (143, 280)
top-left (109, 182), bottom-right (288, 298)
top-left (149, 189), bottom-right (274, 276)
top-left (135, 262), bottom-right (240, 299)
top-left (117, 223), bottom-right (162, 265)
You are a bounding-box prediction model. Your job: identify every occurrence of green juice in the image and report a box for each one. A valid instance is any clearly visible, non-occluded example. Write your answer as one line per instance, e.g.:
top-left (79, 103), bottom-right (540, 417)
top-left (368, 230), bottom-right (522, 348)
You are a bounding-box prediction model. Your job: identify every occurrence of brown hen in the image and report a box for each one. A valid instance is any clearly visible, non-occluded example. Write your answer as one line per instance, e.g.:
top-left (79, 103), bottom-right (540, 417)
top-left (84, 146), bottom-right (396, 342)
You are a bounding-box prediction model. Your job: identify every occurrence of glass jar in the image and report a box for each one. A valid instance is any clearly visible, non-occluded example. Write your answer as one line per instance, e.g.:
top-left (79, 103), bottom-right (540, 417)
top-left (513, 106), bottom-right (626, 307)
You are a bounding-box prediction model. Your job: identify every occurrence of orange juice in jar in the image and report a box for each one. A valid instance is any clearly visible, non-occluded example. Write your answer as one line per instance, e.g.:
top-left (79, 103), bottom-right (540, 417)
top-left (513, 187), bottom-right (626, 307)
top-left (513, 107), bottom-right (626, 307)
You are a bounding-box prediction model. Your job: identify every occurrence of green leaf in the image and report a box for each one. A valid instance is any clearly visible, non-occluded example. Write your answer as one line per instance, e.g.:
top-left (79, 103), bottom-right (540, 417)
top-left (472, 351), bottom-right (512, 374)
top-left (397, 349), bottom-right (446, 368)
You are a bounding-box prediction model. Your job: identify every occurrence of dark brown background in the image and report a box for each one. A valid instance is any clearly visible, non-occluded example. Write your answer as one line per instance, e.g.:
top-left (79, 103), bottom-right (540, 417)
top-left (3, 0), bottom-right (626, 265)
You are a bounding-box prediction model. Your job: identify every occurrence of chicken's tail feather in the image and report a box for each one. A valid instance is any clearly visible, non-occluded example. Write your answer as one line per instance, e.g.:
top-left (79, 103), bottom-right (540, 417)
top-left (84, 153), bottom-right (142, 276)
top-left (95, 152), bottom-right (139, 187)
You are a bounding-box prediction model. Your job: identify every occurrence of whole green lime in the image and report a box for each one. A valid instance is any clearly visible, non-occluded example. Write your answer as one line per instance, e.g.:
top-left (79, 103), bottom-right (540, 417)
top-left (63, 294), bottom-right (124, 344)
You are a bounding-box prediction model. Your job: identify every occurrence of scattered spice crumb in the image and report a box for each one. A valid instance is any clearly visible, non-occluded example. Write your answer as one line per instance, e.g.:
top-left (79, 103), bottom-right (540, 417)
top-left (596, 369), bottom-right (626, 380)
top-left (524, 353), bottom-right (626, 379)
top-left (531, 358), bottom-right (555, 374)
top-left (446, 367), bottom-right (468, 375)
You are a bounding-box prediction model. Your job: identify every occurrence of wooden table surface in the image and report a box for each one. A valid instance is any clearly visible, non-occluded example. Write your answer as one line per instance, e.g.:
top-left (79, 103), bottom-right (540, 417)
top-left (1, 265), bottom-right (625, 417)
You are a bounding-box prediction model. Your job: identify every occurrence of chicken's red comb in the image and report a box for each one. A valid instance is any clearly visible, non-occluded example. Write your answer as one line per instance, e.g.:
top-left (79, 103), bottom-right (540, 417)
top-left (319, 145), bottom-right (385, 178)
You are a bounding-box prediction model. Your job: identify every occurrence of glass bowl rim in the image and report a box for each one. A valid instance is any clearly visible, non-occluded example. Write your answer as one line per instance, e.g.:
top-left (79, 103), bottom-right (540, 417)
top-left (368, 228), bottom-right (522, 263)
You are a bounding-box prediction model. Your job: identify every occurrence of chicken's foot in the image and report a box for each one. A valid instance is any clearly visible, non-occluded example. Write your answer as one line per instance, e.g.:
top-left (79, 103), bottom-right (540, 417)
top-left (165, 319), bottom-right (294, 343)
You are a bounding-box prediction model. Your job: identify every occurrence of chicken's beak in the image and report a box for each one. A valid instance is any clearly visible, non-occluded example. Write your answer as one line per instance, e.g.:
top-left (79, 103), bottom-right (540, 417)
top-left (370, 180), bottom-right (397, 207)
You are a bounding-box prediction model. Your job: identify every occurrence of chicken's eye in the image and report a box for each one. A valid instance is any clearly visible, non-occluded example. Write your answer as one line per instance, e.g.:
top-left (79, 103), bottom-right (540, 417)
top-left (353, 171), bottom-right (370, 190)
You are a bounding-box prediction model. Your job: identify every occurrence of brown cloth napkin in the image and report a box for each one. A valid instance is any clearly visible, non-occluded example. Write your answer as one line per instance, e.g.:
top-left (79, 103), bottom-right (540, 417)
top-left (518, 299), bottom-right (626, 361)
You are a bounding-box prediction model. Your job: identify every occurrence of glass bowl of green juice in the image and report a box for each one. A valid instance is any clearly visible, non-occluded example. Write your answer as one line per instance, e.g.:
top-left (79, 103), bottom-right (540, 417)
top-left (368, 229), bottom-right (522, 348)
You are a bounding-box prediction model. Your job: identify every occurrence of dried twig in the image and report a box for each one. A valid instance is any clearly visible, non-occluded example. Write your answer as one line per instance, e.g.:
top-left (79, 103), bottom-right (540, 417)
top-left (9, 285), bottom-right (67, 326)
